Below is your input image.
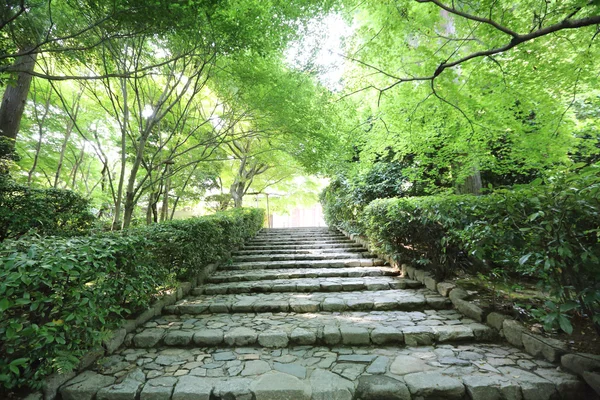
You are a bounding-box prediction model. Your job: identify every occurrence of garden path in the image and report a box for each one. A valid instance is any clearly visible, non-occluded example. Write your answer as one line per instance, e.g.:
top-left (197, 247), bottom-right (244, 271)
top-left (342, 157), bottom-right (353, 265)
top-left (58, 228), bottom-right (591, 399)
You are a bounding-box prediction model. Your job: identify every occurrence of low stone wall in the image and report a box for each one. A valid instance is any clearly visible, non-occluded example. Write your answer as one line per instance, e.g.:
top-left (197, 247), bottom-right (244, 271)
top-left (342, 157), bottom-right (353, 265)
top-left (337, 227), bottom-right (600, 397)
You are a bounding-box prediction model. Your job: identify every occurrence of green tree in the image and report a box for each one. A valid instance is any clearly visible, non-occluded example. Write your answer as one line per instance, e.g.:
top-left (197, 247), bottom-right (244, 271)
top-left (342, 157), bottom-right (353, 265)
top-left (333, 0), bottom-right (600, 191)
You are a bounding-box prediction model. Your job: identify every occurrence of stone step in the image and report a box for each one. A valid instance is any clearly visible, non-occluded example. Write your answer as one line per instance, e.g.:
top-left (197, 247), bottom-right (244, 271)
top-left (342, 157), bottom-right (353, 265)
top-left (163, 289), bottom-right (451, 315)
top-left (233, 247), bottom-right (366, 256)
top-left (130, 310), bottom-right (496, 349)
top-left (220, 258), bottom-right (386, 271)
top-left (242, 243), bottom-right (364, 251)
top-left (63, 344), bottom-right (591, 400)
top-left (253, 233), bottom-right (346, 239)
top-left (207, 266), bottom-right (401, 284)
top-left (247, 238), bottom-right (352, 244)
top-left (259, 227), bottom-right (334, 232)
top-left (245, 241), bottom-right (355, 248)
top-left (193, 276), bottom-right (421, 295)
top-left (231, 252), bottom-right (374, 262)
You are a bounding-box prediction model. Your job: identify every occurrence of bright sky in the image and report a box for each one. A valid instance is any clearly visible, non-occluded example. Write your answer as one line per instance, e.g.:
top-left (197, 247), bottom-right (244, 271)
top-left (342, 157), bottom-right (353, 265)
top-left (285, 13), bottom-right (353, 91)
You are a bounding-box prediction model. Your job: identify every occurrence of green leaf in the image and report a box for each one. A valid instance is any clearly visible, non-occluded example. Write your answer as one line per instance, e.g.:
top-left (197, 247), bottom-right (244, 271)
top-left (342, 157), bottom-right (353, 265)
top-left (0, 298), bottom-right (10, 311)
top-left (558, 315), bottom-right (573, 335)
top-left (559, 301), bottom-right (578, 312)
top-left (519, 253), bottom-right (532, 266)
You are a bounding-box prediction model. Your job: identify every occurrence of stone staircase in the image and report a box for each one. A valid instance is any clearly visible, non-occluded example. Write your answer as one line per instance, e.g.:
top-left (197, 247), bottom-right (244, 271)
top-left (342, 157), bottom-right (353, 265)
top-left (59, 227), bottom-right (592, 400)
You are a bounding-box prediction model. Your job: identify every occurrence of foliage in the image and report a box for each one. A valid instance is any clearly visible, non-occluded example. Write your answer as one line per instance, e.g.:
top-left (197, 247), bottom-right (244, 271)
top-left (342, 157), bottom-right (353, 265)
top-left (320, 162), bottom-right (421, 232)
top-left (0, 180), bottom-right (95, 241)
top-left (205, 193), bottom-right (233, 212)
top-left (0, 207), bottom-right (264, 391)
top-left (320, 176), bottom-right (363, 233)
top-left (138, 207), bottom-right (265, 280)
top-left (326, 0), bottom-right (600, 190)
top-left (326, 165), bottom-right (600, 333)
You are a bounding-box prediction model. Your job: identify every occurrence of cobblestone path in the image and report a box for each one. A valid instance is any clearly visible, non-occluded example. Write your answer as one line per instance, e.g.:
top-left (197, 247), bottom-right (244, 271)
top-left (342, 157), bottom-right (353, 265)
top-left (59, 227), bottom-right (592, 399)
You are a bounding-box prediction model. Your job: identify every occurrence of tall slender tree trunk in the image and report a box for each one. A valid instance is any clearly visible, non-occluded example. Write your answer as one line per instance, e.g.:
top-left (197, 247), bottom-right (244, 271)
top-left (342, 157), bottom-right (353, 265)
top-left (70, 146), bottom-right (85, 189)
top-left (230, 181), bottom-right (245, 208)
top-left (456, 165), bottom-right (482, 195)
top-left (112, 77), bottom-right (128, 230)
top-left (146, 192), bottom-right (156, 224)
top-left (160, 164), bottom-right (171, 222)
top-left (27, 93), bottom-right (51, 185)
top-left (122, 136), bottom-right (148, 228)
top-left (27, 127), bottom-right (44, 185)
top-left (0, 49), bottom-right (37, 145)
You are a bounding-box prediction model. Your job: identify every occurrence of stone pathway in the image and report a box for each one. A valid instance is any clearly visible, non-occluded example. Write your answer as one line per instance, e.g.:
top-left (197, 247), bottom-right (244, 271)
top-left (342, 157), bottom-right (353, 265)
top-left (59, 227), bottom-right (593, 399)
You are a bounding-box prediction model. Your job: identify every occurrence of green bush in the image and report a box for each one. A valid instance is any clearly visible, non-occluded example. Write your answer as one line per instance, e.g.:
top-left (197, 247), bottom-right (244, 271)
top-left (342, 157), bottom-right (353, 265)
top-left (0, 207), bottom-right (264, 391)
top-left (320, 177), bottom-right (362, 233)
top-left (360, 166), bottom-right (600, 332)
top-left (363, 195), bottom-right (475, 279)
top-left (320, 163), bottom-right (425, 234)
top-left (0, 181), bottom-right (95, 241)
top-left (139, 207), bottom-right (265, 280)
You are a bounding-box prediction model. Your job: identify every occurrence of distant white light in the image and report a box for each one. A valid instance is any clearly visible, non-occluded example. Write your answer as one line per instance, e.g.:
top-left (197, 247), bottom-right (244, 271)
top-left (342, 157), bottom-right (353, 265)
top-left (285, 13), bottom-right (353, 91)
top-left (210, 116), bottom-right (224, 130)
top-left (142, 105), bottom-right (154, 118)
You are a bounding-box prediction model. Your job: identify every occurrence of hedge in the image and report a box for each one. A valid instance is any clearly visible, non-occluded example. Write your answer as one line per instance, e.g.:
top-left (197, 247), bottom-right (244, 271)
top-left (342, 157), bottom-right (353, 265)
top-left (0, 181), bottom-right (95, 241)
top-left (0, 207), bottom-right (264, 391)
top-left (323, 165), bottom-right (600, 333)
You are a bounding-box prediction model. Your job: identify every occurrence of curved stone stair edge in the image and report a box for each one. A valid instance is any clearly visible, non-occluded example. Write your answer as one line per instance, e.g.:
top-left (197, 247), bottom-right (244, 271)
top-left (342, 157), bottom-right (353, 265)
top-left (36, 259), bottom-right (226, 400)
top-left (335, 226), bottom-right (600, 397)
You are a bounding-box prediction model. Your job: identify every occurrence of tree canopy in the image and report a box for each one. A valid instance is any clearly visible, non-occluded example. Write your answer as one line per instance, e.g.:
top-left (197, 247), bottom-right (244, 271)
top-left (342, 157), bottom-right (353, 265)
top-left (1, 0), bottom-right (599, 225)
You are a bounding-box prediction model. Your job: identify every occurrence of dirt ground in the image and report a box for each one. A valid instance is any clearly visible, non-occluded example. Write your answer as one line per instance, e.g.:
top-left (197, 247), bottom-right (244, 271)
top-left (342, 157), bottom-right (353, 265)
top-left (452, 274), bottom-right (600, 355)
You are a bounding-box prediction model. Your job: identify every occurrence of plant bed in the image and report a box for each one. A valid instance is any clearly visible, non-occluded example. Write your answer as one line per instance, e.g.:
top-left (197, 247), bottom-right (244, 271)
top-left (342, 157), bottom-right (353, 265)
top-left (451, 273), bottom-right (600, 355)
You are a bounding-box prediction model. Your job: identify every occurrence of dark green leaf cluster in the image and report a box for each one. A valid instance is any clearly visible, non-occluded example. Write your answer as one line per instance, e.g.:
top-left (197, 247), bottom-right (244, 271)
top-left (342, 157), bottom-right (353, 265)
top-left (319, 162), bottom-right (422, 233)
top-left (325, 165), bottom-right (600, 333)
top-left (0, 207), bottom-right (264, 391)
top-left (0, 181), bottom-right (95, 242)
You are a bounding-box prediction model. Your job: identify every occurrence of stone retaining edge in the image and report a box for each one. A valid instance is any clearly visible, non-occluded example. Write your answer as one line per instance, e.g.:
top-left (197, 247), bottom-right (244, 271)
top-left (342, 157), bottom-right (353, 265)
top-left (335, 226), bottom-right (600, 396)
top-left (38, 256), bottom-right (226, 400)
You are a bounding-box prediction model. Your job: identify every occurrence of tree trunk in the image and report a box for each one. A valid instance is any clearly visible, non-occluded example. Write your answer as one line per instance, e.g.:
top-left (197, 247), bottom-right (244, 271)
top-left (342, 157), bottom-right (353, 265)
top-left (112, 77), bottom-right (128, 230)
top-left (122, 135), bottom-right (148, 228)
top-left (0, 49), bottom-right (37, 145)
top-left (456, 165), bottom-right (482, 195)
top-left (122, 191), bottom-right (136, 229)
top-left (146, 192), bottom-right (155, 225)
top-left (27, 126), bottom-right (44, 185)
top-left (54, 118), bottom-right (75, 187)
top-left (169, 196), bottom-right (181, 220)
top-left (70, 146), bottom-right (85, 189)
top-left (230, 182), bottom-right (244, 208)
top-left (160, 165), bottom-right (170, 222)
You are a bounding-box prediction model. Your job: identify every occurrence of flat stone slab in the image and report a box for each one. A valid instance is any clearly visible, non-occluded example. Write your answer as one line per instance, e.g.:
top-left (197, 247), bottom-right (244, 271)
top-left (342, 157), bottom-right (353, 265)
top-left (65, 343), bottom-right (583, 399)
top-left (219, 258), bottom-right (386, 271)
top-left (404, 371), bottom-right (465, 399)
top-left (207, 266), bottom-right (400, 283)
top-left (194, 276), bottom-right (420, 295)
top-left (60, 371), bottom-right (116, 400)
top-left (241, 243), bottom-right (364, 251)
top-left (251, 371), bottom-right (311, 400)
top-left (233, 247), bottom-right (365, 256)
top-left (232, 252), bottom-right (373, 263)
top-left (166, 289), bottom-right (449, 315)
top-left (131, 310), bottom-right (491, 348)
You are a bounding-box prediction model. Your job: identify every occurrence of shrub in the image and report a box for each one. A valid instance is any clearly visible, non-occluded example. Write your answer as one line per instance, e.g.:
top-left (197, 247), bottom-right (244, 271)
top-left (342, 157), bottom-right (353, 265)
top-left (139, 207), bottom-right (265, 280)
top-left (0, 181), bottom-right (95, 241)
top-left (363, 195), bottom-right (475, 279)
top-left (360, 166), bottom-right (600, 332)
top-left (0, 207), bottom-right (265, 391)
top-left (320, 163), bottom-right (424, 234)
top-left (320, 177), bottom-right (362, 233)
